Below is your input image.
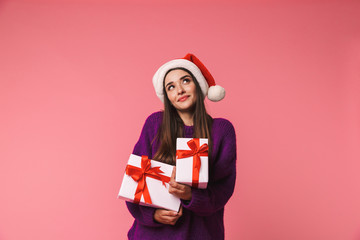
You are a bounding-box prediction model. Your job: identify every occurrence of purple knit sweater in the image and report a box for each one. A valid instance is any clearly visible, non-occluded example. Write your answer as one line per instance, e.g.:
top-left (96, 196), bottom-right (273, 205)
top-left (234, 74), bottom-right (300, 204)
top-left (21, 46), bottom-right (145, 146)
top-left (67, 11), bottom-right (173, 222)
top-left (126, 111), bottom-right (237, 240)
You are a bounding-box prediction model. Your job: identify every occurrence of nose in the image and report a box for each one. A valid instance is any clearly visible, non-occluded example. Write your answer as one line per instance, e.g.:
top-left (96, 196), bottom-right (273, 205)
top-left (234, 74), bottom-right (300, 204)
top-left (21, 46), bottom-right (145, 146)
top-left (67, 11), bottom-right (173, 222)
top-left (177, 84), bottom-right (185, 94)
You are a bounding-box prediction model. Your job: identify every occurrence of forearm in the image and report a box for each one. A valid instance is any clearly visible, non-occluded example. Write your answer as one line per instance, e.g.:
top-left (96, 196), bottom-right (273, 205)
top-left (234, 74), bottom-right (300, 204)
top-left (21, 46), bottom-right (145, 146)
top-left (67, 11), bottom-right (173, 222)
top-left (126, 202), bottom-right (163, 227)
top-left (181, 172), bottom-right (236, 216)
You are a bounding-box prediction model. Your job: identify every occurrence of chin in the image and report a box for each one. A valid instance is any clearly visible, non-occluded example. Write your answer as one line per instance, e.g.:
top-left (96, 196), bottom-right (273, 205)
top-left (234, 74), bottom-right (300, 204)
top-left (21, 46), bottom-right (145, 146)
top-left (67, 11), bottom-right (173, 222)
top-left (176, 104), bottom-right (196, 113)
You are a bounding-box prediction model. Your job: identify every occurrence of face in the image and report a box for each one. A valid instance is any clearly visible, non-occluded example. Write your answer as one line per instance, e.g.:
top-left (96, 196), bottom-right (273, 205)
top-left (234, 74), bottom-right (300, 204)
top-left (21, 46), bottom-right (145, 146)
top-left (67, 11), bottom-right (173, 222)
top-left (164, 69), bottom-right (197, 113)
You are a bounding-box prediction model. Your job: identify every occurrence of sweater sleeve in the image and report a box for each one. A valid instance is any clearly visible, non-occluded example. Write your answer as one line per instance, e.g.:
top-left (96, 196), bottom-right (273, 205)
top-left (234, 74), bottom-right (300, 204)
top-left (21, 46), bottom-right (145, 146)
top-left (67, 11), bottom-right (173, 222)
top-left (125, 112), bottom-right (163, 227)
top-left (181, 119), bottom-right (237, 216)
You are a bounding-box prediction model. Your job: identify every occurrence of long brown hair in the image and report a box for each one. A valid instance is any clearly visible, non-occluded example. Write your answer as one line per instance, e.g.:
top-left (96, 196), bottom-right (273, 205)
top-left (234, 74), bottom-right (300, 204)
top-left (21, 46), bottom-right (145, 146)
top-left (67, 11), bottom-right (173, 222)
top-left (152, 67), bottom-right (213, 165)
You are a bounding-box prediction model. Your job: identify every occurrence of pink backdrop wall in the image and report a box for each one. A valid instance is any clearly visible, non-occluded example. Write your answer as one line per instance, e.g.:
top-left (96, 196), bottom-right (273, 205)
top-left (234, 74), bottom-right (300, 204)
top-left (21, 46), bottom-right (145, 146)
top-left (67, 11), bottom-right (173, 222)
top-left (1, 0), bottom-right (359, 239)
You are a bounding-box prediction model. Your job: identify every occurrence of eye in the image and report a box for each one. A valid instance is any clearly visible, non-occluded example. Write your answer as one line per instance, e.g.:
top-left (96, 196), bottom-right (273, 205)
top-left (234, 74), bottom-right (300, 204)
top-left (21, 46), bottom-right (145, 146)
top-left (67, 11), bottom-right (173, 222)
top-left (167, 85), bottom-right (174, 91)
top-left (183, 78), bottom-right (191, 84)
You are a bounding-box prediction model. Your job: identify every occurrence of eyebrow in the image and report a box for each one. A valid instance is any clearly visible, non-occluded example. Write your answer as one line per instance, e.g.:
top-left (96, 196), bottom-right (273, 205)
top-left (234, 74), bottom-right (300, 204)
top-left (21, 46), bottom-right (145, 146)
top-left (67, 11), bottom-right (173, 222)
top-left (165, 75), bottom-right (192, 88)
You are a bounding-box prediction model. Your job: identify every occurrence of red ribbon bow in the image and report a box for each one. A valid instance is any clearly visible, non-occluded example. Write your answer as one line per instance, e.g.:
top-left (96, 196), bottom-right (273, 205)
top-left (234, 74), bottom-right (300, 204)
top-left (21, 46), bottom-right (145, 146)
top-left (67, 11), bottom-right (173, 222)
top-left (126, 155), bottom-right (171, 204)
top-left (176, 138), bottom-right (208, 188)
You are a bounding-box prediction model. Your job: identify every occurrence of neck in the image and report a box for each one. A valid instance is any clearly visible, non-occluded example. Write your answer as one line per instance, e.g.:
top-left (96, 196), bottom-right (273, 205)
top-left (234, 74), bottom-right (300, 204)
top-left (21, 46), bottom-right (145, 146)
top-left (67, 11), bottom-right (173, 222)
top-left (177, 110), bottom-right (194, 126)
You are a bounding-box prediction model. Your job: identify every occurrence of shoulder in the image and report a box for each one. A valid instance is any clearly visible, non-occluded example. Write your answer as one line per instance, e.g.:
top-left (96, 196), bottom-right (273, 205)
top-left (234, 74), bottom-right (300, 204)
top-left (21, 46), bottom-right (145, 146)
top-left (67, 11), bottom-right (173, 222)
top-left (144, 111), bottom-right (163, 124)
top-left (135, 111), bottom-right (163, 143)
top-left (211, 117), bottom-right (236, 144)
top-left (141, 111), bottom-right (163, 130)
top-left (212, 117), bottom-right (235, 134)
top-left (211, 118), bottom-right (237, 161)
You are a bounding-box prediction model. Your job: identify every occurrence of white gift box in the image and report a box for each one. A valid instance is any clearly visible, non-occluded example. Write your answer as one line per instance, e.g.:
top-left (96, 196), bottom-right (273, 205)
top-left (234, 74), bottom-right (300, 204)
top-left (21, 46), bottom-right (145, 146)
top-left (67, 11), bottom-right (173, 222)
top-left (175, 138), bottom-right (209, 189)
top-left (118, 154), bottom-right (181, 212)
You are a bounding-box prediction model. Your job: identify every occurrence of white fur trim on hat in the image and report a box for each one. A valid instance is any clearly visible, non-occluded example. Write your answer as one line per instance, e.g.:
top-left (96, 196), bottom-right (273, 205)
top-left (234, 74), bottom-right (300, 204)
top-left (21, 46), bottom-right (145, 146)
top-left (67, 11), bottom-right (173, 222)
top-left (152, 59), bottom-right (209, 103)
top-left (207, 85), bottom-right (225, 102)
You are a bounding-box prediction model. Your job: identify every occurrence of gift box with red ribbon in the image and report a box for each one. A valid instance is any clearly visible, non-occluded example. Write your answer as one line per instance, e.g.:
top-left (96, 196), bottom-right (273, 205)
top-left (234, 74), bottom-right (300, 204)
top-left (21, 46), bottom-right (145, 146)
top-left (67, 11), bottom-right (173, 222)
top-left (175, 138), bottom-right (209, 189)
top-left (118, 154), bottom-right (181, 212)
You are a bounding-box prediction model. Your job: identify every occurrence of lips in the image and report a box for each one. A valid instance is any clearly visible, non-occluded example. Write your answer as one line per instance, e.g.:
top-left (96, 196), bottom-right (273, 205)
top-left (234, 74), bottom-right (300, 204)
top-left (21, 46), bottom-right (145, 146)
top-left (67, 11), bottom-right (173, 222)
top-left (178, 95), bottom-right (189, 102)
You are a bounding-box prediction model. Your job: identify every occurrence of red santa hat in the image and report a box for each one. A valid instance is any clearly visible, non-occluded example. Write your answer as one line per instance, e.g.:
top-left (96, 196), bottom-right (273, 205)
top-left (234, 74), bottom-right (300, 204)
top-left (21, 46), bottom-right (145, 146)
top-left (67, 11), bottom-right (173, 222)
top-left (152, 53), bottom-right (225, 103)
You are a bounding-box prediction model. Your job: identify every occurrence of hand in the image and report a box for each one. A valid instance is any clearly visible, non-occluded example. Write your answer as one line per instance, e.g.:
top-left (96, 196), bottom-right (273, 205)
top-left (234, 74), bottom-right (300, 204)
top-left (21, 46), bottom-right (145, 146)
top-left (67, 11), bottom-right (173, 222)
top-left (154, 207), bottom-right (183, 225)
top-left (168, 167), bottom-right (192, 201)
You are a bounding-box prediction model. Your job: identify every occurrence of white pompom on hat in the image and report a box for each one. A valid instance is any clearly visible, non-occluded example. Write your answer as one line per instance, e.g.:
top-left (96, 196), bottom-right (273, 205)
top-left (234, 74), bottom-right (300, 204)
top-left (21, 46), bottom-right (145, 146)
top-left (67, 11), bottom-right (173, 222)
top-left (152, 53), bottom-right (225, 103)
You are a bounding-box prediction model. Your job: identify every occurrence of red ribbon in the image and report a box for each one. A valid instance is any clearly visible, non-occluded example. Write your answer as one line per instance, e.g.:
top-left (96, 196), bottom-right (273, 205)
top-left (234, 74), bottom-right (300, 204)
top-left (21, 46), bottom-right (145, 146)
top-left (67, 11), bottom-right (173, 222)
top-left (176, 138), bottom-right (208, 188)
top-left (126, 155), bottom-right (171, 204)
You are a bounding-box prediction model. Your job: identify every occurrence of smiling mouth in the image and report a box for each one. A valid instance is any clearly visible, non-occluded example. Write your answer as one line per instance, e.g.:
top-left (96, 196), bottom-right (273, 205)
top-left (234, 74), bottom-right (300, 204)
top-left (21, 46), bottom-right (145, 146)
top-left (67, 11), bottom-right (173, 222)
top-left (178, 95), bottom-right (189, 102)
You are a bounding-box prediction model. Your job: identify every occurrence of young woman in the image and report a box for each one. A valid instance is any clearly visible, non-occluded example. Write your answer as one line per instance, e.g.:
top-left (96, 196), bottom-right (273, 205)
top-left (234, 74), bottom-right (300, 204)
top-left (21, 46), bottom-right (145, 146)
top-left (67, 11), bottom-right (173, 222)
top-left (126, 53), bottom-right (237, 240)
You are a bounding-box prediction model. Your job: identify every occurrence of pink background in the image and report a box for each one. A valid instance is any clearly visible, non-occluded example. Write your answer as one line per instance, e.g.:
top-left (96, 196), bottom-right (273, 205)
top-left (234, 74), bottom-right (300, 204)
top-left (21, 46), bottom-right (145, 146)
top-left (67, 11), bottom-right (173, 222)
top-left (0, 0), bottom-right (359, 239)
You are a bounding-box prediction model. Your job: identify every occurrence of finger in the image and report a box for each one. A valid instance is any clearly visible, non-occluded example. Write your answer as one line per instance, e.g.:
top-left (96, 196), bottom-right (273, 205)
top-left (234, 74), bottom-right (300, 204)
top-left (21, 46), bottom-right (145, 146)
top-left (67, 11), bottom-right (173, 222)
top-left (171, 183), bottom-right (188, 192)
top-left (171, 166), bottom-right (176, 180)
top-left (159, 214), bottom-right (177, 221)
top-left (169, 167), bottom-right (177, 187)
top-left (182, 184), bottom-right (191, 192)
top-left (170, 183), bottom-right (188, 194)
top-left (177, 206), bottom-right (183, 217)
top-left (169, 180), bottom-right (178, 188)
top-left (176, 183), bottom-right (187, 191)
top-left (171, 179), bottom-right (188, 189)
top-left (169, 185), bottom-right (182, 196)
top-left (158, 215), bottom-right (180, 225)
top-left (158, 209), bottom-right (179, 217)
top-left (170, 178), bottom-right (185, 189)
top-left (169, 181), bottom-right (182, 192)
